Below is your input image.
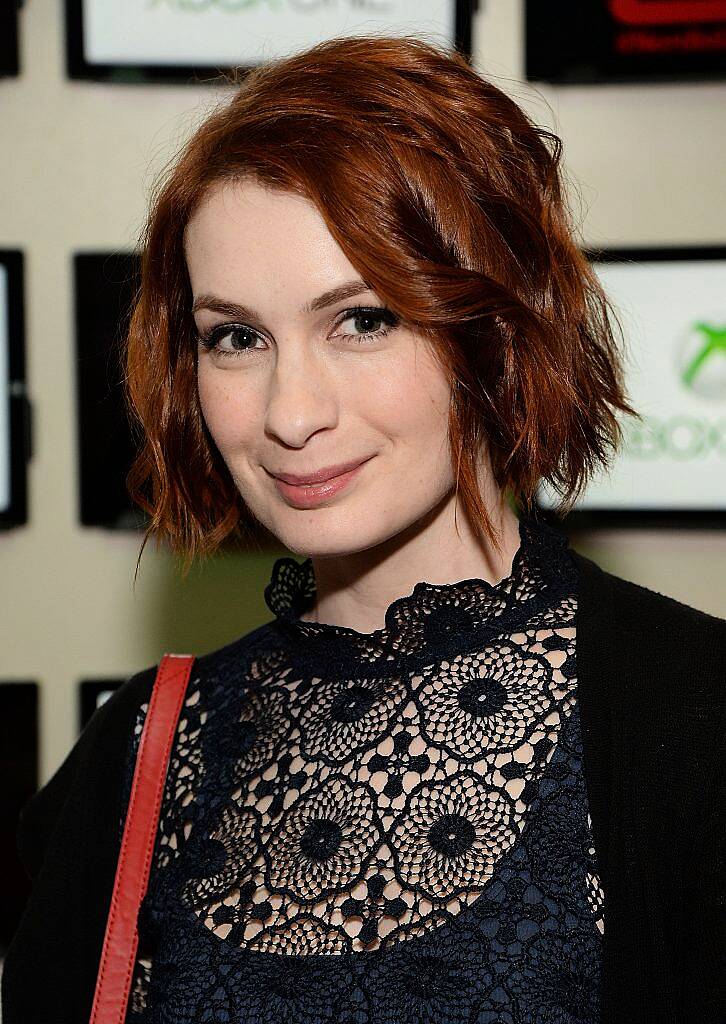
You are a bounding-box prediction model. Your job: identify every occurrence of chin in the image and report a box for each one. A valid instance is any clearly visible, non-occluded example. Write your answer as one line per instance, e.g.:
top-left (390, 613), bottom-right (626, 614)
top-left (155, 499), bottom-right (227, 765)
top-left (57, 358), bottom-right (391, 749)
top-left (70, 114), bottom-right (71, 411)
top-left (271, 518), bottom-right (386, 560)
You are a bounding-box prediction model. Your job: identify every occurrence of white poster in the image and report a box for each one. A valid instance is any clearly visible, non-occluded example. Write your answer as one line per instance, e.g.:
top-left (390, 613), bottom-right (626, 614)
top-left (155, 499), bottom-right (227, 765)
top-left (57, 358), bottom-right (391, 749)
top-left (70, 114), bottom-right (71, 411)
top-left (82, 0), bottom-right (456, 66)
top-left (539, 257), bottom-right (726, 511)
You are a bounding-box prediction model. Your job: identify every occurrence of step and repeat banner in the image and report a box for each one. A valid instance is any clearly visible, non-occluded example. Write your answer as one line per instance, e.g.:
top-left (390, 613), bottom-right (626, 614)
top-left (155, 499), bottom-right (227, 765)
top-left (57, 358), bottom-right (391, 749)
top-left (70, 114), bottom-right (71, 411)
top-left (1, 0), bottom-right (724, 953)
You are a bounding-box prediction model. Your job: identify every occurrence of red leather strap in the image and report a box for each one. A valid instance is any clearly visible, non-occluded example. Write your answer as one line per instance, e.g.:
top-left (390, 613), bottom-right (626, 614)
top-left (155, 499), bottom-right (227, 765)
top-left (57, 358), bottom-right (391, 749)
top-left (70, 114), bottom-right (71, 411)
top-left (89, 653), bottom-right (195, 1024)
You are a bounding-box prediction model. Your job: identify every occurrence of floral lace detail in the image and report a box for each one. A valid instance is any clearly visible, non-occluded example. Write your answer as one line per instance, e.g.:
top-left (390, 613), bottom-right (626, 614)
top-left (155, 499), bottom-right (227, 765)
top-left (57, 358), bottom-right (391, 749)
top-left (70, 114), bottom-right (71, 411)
top-left (121, 514), bottom-right (604, 1023)
top-left (263, 512), bottom-right (576, 666)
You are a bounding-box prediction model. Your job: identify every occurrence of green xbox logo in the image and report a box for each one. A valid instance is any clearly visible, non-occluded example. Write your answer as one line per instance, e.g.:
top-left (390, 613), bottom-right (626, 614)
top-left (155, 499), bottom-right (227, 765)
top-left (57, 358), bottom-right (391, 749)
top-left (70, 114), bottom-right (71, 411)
top-left (677, 320), bottom-right (726, 400)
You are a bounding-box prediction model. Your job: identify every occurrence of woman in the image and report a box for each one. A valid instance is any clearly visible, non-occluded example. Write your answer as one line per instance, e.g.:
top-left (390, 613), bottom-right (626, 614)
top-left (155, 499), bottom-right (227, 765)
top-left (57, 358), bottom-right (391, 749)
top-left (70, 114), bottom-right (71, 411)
top-left (3, 34), bottom-right (724, 1024)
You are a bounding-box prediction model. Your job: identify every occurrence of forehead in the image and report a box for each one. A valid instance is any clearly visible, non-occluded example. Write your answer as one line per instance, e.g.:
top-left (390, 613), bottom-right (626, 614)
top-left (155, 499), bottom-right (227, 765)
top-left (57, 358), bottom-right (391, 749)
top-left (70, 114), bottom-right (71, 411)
top-left (184, 179), bottom-right (359, 301)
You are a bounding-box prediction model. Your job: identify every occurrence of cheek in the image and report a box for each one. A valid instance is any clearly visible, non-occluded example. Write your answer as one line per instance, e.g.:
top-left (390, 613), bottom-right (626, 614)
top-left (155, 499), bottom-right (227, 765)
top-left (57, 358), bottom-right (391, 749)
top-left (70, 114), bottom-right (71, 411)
top-left (196, 367), bottom-right (258, 455)
top-left (362, 350), bottom-right (451, 451)
top-left (359, 359), bottom-right (454, 522)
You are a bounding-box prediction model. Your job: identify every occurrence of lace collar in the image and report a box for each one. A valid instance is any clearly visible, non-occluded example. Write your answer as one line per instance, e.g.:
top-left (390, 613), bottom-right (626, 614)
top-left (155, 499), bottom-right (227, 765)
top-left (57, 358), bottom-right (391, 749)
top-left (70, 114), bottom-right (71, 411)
top-left (263, 512), bottom-right (577, 664)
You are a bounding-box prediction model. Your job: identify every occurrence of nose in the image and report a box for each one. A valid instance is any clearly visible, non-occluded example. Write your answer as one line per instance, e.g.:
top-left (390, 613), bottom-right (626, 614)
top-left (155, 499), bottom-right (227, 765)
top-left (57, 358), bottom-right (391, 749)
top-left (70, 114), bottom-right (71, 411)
top-left (263, 345), bottom-right (339, 447)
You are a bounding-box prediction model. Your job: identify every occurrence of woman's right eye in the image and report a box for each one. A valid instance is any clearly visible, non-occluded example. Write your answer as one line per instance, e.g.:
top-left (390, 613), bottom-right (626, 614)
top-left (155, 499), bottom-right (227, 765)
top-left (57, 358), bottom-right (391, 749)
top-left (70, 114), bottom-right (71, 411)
top-left (197, 324), bottom-right (262, 359)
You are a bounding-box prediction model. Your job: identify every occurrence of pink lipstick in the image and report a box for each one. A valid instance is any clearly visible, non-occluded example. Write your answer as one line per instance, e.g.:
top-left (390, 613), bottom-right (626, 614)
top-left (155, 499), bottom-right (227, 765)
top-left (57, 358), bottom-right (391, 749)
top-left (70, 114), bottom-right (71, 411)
top-left (269, 457), bottom-right (372, 508)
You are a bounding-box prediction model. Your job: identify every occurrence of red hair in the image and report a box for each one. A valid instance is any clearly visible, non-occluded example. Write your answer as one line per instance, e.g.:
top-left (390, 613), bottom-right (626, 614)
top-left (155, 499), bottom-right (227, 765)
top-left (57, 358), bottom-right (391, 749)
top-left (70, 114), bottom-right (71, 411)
top-left (124, 33), bottom-right (640, 579)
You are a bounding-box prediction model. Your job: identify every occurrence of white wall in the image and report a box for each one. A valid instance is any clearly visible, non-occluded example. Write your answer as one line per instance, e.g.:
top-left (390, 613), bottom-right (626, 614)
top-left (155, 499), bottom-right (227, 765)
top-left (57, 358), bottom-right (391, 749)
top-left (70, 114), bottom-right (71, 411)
top-left (1, 0), bottom-right (725, 786)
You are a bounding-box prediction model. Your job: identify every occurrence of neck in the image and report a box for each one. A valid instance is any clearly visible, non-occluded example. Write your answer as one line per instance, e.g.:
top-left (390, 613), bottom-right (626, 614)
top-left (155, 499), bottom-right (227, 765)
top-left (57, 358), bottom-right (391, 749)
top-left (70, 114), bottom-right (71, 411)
top-left (299, 493), bottom-right (522, 634)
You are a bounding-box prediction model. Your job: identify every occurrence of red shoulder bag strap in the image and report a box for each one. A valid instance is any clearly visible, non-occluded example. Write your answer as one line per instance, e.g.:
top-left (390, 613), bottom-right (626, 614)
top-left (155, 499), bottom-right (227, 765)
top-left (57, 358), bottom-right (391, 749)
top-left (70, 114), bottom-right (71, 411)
top-left (89, 652), bottom-right (196, 1024)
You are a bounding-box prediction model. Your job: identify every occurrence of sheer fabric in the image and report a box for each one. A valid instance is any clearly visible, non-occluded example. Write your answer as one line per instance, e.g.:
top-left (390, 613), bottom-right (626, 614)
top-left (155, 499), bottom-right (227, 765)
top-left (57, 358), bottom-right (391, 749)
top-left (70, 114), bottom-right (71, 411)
top-left (121, 513), bottom-right (604, 1023)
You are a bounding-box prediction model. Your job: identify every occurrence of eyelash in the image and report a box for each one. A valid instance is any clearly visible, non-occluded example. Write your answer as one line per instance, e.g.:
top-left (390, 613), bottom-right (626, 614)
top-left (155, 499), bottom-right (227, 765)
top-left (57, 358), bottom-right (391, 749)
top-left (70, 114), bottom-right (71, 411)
top-left (196, 306), bottom-right (400, 360)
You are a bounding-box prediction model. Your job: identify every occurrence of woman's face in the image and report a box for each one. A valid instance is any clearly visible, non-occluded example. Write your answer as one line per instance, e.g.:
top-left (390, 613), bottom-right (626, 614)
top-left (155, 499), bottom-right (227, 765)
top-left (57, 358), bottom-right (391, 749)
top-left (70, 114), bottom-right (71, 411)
top-left (185, 178), bottom-right (457, 558)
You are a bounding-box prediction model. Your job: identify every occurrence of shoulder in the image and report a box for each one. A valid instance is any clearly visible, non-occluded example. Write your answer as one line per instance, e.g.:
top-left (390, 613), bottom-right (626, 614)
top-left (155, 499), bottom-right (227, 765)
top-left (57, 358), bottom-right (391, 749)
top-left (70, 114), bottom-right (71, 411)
top-left (571, 549), bottom-right (725, 830)
top-left (117, 623), bottom-right (281, 813)
top-left (123, 621), bottom-right (278, 735)
top-left (18, 620), bottom-right (279, 870)
top-left (571, 546), bottom-right (726, 647)
top-left (14, 663), bottom-right (159, 881)
top-left (570, 546), bottom-right (726, 727)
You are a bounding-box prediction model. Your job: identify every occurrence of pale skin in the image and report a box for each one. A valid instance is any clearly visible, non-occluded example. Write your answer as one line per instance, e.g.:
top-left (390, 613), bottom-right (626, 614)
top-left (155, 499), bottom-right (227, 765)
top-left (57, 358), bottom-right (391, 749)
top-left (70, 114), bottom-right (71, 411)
top-left (179, 178), bottom-right (582, 950)
top-left (185, 177), bottom-right (522, 636)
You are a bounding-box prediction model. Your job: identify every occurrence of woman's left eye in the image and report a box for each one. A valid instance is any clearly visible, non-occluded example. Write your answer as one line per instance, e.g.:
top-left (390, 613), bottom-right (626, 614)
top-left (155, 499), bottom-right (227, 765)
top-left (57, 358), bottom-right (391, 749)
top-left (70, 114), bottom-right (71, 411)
top-left (335, 306), bottom-right (400, 344)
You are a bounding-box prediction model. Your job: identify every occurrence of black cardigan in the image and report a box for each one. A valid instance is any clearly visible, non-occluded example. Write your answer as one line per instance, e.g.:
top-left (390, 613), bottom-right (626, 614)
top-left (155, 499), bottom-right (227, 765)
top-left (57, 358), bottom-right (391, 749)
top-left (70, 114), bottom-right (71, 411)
top-left (2, 550), bottom-right (725, 1024)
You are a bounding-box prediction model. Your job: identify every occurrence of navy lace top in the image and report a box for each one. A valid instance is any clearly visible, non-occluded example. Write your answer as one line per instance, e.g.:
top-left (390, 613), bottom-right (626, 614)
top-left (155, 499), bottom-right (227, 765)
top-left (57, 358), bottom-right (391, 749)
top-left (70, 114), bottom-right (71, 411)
top-left (120, 513), bottom-right (605, 1023)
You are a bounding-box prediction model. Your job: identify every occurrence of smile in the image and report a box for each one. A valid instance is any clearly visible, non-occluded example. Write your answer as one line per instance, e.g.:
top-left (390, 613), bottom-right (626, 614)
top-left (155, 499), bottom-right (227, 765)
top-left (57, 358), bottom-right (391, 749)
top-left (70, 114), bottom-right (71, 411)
top-left (270, 458), bottom-right (371, 508)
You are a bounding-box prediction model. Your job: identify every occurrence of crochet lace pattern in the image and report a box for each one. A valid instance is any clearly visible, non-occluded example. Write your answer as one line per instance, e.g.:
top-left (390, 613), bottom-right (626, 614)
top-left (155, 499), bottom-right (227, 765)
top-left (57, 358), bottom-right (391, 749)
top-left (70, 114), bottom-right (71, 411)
top-left (121, 512), bottom-right (604, 1023)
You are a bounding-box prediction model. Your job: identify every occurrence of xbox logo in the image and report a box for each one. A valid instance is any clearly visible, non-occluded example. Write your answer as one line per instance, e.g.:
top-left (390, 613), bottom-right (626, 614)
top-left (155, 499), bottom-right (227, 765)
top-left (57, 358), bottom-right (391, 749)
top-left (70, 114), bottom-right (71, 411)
top-left (677, 319), bottom-right (726, 400)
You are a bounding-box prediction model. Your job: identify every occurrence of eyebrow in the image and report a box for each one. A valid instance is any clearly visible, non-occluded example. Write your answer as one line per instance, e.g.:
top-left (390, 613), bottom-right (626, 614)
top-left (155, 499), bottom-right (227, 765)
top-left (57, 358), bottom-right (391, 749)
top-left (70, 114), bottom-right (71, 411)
top-left (191, 280), bottom-right (374, 320)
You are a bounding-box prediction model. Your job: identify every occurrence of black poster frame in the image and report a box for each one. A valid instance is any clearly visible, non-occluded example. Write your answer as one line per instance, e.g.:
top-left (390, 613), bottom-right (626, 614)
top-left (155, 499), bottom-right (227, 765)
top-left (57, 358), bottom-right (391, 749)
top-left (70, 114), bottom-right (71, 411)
top-left (0, 250), bottom-right (29, 529)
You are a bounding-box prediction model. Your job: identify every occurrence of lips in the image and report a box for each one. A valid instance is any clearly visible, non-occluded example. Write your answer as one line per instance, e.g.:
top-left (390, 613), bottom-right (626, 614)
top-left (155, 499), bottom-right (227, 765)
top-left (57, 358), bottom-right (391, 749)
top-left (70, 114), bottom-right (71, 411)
top-left (269, 456), bottom-right (370, 486)
top-left (271, 458), bottom-right (369, 509)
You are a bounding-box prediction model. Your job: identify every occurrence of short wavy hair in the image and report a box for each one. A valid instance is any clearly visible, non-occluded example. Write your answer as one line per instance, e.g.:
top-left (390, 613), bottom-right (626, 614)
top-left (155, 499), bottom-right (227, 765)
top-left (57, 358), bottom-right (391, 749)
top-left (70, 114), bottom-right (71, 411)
top-left (124, 33), bottom-right (640, 578)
